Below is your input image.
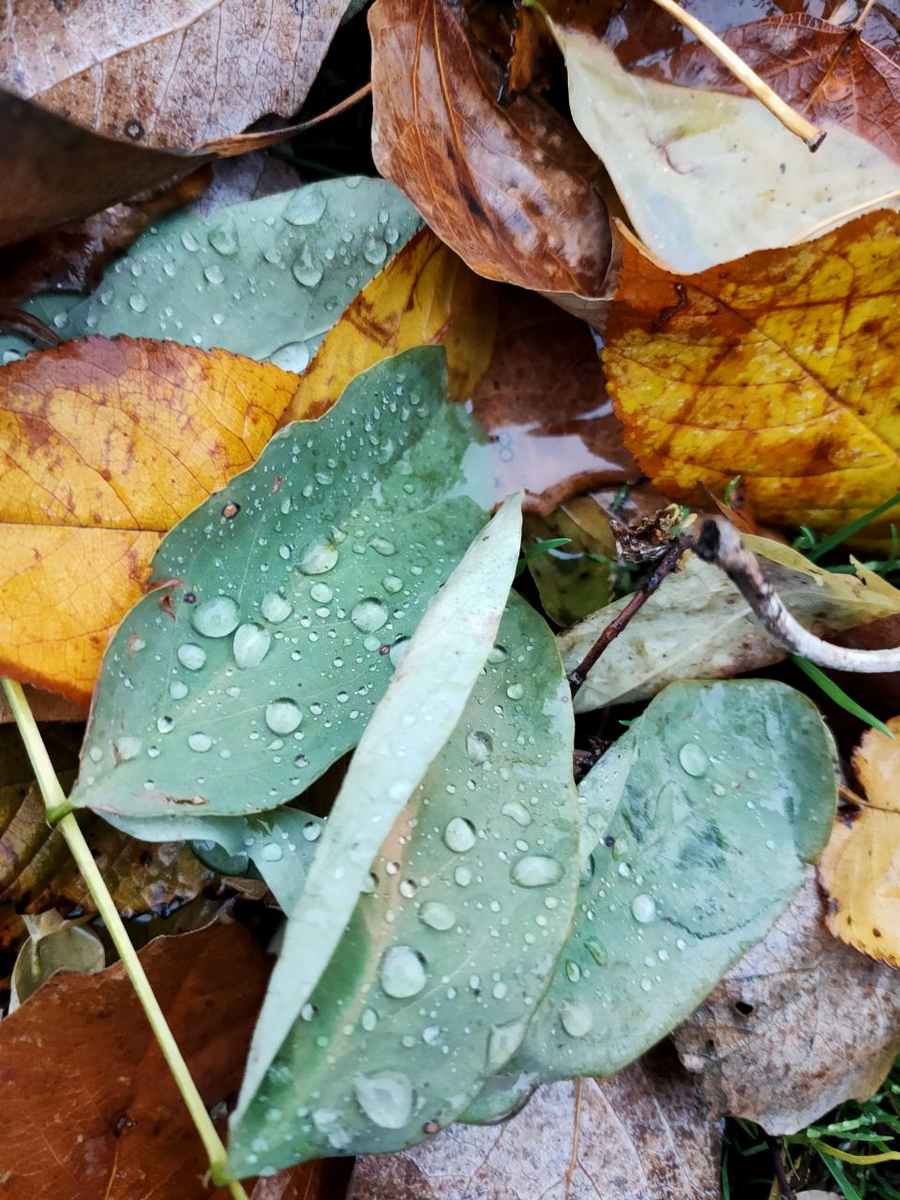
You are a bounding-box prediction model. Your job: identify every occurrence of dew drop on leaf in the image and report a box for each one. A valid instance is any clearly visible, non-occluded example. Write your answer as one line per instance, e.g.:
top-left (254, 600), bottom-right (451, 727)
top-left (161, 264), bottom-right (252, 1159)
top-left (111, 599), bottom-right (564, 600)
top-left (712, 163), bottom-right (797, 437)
top-left (233, 623), bottom-right (271, 669)
top-left (353, 1071), bottom-right (414, 1129)
top-left (678, 742), bottom-right (708, 777)
top-left (418, 902), bottom-right (456, 931)
top-left (191, 595), bottom-right (240, 638)
top-left (443, 817), bottom-right (477, 853)
top-left (510, 855), bottom-right (564, 888)
top-left (188, 733), bottom-right (212, 753)
top-left (260, 593), bottom-right (292, 623)
top-left (350, 598), bottom-right (389, 633)
top-left (265, 699), bottom-right (303, 735)
top-left (177, 644), bottom-right (206, 670)
top-left (299, 538), bottom-right (339, 575)
top-left (379, 946), bottom-right (427, 998)
top-left (631, 893), bottom-right (657, 924)
top-left (560, 1001), bottom-right (593, 1038)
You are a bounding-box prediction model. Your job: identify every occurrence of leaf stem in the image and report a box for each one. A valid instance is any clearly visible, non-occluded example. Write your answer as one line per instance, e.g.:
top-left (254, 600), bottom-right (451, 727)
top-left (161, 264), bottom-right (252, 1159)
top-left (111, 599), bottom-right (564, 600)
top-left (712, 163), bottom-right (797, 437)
top-left (1, 678), bottom-right (248, 1200)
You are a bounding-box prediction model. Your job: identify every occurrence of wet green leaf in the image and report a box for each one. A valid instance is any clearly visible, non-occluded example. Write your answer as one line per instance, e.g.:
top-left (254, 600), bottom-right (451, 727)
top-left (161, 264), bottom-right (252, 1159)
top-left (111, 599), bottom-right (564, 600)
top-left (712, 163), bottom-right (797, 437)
top-left (11, 915), bottom-right (105, 1011)
top-left (511, 679), bottom-right (838, 1080)
top-left (227, 592), bottom-right (579, 1174)
top-left (71, 346), bottom-right (492, 820)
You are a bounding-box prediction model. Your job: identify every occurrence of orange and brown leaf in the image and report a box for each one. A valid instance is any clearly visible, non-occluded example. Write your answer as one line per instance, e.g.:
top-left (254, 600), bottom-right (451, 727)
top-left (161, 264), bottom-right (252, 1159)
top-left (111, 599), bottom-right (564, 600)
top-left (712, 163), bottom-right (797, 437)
top-left (603, 212), bottom-right (900, 539)
top-left (0, 337), bottom-right (298, 704)
top-left (368, 0), bottom-right (611, 300)
top-left (819, 716), bottom-right (900, 967)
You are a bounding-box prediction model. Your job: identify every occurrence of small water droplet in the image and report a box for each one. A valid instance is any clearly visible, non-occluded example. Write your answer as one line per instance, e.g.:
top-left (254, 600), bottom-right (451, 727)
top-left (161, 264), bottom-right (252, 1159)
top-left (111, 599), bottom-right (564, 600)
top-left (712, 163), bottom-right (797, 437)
top-left (204, 263), bottom-right (225, 285)
top-left (157, 716), bottom-right (174, 734)
top-left (565, 960), bottom-right (581, 983)
top-left (310, 583), bottom-right (333, 602)
top-left (177, 644), bottom-right (207, 671)
top-left (180, 230), bottom-right (201, 252)
top-left (265, 698), bottom-right (302, 735)
top-left (170, 680), bottom-right (189, 700)
top-left (88, 746), bottom-right (103, 763)
top-left (299, 538), bottom-right (339, 575)
top-left (488, 644), bottom-right (508, 663)
top-left (128, 292), bottom-right (147, 313)
top-left (284, 186), bottom-right (327, 226)
top-left (191, 595), bottom-right (240, 638)
top-left (510, 856), bottom-right (564, 887)
top-left (466, 731), bottom-right (492, 764)
top-left (353, 1071), bottom-right (414, 1129)
top-left (419, 901), bottom-right (455, 931)
top-left (443, 817), bottom-right (477, 853)
top-left (233, 623), bottom-right (271, 669)
top-left (678, 743), bottom-right (708, 777)
top-left (116, 736), bottom-right (142, 761)
top-left (260, 842), bottom-right (283, 862)
top-left (560, 1001), bottom-right (593, 1038)
top-left (379, 946), bottom-right (427, 998)
top-left (585, 939), bottom-right (608, 966)
top-left (361, 1007), bottom-right (378, 1031)
top-left (208, 219), bottom-right (239, 256)
top-left (389, 637), bottom-right (410, 669)
top-left (302, 819), bottom-right (321, 841)
top-left (631, 894), bottom-right (657, 924)
top-left (292, 248), bottom-right (323, 288)
top-left (268, 341), bottom-right (311, 373)
top-left (454, 866), bottom-right (472, 887)
top-left (261, 592), bottom-right (292, 623)
top-left (501, 801), bottom-right (531, 827)
top-left (351, 598), bottom-right (388, 633)
top-left (486, 1017), bottom-right (527, 1070)
top-left (506, 682), bottom-right (525, 700)
top-left (188, 732), bottom-right (212, 753)
top-left (369, 536), bottom-right (396, 557)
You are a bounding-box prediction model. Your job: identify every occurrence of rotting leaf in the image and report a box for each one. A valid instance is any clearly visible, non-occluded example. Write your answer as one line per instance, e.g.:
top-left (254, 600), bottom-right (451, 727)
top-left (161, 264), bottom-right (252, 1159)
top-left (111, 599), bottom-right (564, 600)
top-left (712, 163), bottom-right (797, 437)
top-left (227, 589), bottom-right (579, 1174)
top-left (511, 679), bottom-right (837, 1081)
top-left (604, 212), bottom-right (900, 539)
top-left (71, 346), bottom-right (492, 819)
top-left (523, 503), bottom-right (615, 628)
top-left (560, 538), bottom-right (900, 714)
top-left (348, 1046), bottom-right (720, 1200)
top-left (819, 716), bottom-right (900, 966)
top-left (10, 913), bottom-right (105, 1011)
top-left (0, 337), bottom-right (299, 704)
top-left (674, 870), bottom-right (900, 1135)
top-left (368, 0), bottom-right (611, 306)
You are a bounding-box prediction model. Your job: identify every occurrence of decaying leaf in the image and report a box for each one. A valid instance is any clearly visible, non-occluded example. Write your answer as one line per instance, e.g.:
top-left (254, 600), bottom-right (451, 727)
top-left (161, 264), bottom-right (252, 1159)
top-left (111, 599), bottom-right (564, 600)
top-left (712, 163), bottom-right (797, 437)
top-left (1, 0), bottom-right (353, 149)
top-left (523, 502), bottom-right (615, 627)
top-left (0, 337), bottom-right (298, 704)
top-left (674, 870), bottom-right (900, 1134)
top-left (604, 211), bottom-right (900, 539)
top-left (10, 913), bottom-right (105, 1011)
top-left (368, 0), bottom-right (611, 304)
top-left (560, 538), bottom-right (900, 713)
top-left (348, 1047), bottom-right (720, 1200)
top-left (819, 716), bottom-right (900, 965)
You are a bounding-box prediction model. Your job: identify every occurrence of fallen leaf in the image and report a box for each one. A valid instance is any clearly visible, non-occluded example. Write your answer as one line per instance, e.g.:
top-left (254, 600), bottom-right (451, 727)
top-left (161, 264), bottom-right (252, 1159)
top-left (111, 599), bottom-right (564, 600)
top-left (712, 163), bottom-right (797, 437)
top-left (0, 686), bottom-right (84, 724)
top-left (249, 1162), bottom-right (354, 1200)
top-left (819, 716), bottom-right (900, 965)
top-left (347, 1046), bottom-right (720, 1200)
top-left (673, 870), bottom-right (900, 1135)
top-left (559, 538), bottom-right (900, 713)
top-left (368, 0), bottom-right (611, 304)
top-left (603, 211), bottom-right (900, 539)
top-left (0, 725), bottom-right (215, 918)
top-left (523, 503), bottom-right (615, 627)
top-left (10, 913), bottom-right (106, 1010)
top-left (0, 337), bottom-right (298, 703)
top-left (552, 25), bottom-right (900, 273)
top-left (2, 0), bottom-right (353, 148)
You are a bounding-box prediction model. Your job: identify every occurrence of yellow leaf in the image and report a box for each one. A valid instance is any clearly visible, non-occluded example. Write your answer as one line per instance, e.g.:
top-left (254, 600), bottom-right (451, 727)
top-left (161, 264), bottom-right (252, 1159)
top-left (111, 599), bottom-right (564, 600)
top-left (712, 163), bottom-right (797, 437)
top-left (603, 212), bottom-right (900, 540)
top-left (279, 227), bottom-right (497, 423)
top-left (0, 337), bottom-right (298, 705)
top-left (819, 717), bottom-right (900, 966)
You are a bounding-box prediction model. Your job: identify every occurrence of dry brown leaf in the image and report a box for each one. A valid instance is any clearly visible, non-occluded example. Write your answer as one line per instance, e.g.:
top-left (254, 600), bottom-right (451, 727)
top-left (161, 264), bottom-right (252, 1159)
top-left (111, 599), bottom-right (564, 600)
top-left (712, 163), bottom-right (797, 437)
top-left (348, 1046), bottom-right (719, 1200)
top-left (369, 0), bottom-right (611, 303)
top-left (1, 0), bottom-right (352, 150)
top-left (819, 717), bottom-right (900, 965)
top-left (673, 870), bottom-right (900, 1135)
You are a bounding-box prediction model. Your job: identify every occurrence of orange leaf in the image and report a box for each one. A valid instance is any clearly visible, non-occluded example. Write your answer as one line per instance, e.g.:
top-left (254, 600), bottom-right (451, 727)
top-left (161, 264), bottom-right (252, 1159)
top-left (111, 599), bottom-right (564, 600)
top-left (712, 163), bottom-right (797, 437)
top-left (819, 717), bottom-right (900, 967)
top-left (0, 338), bottom-right (298, 705)
top-left (603, 212), bottom-right (900, 538)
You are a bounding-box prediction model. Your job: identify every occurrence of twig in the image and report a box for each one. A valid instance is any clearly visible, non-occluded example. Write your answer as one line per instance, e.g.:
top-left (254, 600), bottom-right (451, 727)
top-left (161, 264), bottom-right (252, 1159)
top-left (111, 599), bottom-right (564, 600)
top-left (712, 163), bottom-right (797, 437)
top-left (563, 1077), bottom-right (583, 1200)
top-left (202, 83), bottom-right (373, 157)
top-left (568, 541), bottom-right (686, 698)
top-left (794, 186), bottom-right (900, 243)
top-left (765, 1134), bottom-right (797, 1200)
top-left (647, 0), bottom-right (825, 148)
top-left (0, 678), bottom-right (249, 1200)
top-left (692, 517), bottom-right (900, 672)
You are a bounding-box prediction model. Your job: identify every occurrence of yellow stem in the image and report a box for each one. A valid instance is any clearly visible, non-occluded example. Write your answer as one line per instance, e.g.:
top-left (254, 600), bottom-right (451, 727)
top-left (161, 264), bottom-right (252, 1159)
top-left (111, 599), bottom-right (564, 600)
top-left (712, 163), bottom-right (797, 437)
top-left (813, 1140), bottom-right (900, 1166)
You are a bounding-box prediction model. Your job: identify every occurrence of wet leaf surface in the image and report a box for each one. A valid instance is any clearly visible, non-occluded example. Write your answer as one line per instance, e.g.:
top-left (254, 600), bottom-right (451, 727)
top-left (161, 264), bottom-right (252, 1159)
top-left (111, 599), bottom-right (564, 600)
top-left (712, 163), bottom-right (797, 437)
top-left (674, 870), bottom-right (900, 1134)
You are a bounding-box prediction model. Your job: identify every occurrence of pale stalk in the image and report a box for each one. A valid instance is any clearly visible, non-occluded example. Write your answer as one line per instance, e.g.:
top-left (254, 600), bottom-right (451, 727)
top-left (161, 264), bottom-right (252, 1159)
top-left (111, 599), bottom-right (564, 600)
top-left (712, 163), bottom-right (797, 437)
top-left (1, 678), bottom-right (249, 1200)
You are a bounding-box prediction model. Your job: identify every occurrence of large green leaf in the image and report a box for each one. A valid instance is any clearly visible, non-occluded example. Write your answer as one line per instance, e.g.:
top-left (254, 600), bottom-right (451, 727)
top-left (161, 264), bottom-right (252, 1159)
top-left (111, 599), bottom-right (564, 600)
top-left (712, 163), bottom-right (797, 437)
top-left (1, 177), bottom-right (420, 366)
top-left (511, 679), bottom-right (838, 1080)
top-left (226, 592), bottom-right (579, 1175)
top-left (71, 346), bottom-right (492, 820)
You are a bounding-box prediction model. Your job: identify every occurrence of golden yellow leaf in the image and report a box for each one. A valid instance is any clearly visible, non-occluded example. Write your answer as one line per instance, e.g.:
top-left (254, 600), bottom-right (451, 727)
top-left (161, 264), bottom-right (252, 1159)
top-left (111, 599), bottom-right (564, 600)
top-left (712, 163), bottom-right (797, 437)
top-left (279, 227), bottom-right (497, 424)
top-left (819, 717), bottom-right (900, 966)
top-left (0, 337), bottom-right (298, 705)
top-left (603, 212), bottom-right (900, 539)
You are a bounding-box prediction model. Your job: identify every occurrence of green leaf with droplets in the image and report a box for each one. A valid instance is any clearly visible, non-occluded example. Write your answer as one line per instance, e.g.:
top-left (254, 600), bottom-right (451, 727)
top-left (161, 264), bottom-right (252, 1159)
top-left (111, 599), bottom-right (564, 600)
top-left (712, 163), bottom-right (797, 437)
top-left (509, 679), bottom-right (838, 1081)
top-left (226, 592), bottom-right (579, 1175)
top-left (70, 345), bottom-right (492, 820)
top-left (0, 177), bottom-right (421, 366)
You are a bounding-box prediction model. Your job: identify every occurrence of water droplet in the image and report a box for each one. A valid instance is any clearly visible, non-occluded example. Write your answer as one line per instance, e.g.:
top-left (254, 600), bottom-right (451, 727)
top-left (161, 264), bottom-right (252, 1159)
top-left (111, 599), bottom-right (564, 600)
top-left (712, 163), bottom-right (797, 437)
top-left (585, 939), bottom-right (608, 966)
top-left (204, 264), bottom-right (225, 285)
top-left (678, 743), bottom-right (708, 777)
top-left (170, 680), bottom-right (189, 700)
top-left (268, 341), bottom-right (311, 373)
top-left (292, 248), bottom-right (323, 288)
top-left (181, 230), bottom-right (201, 252)
top-left (351, 598), bottom-right (388, 634)
top-left (309, 583), bottom-right (332, 603)
top-left (265, 698), bottom-right (302, 735)
top-left (88, 746), bottom-right (103, 763)
top-left (261, 592), bottom-right (292, 623)
top-left (191, 595), bottom-right (240, 638)
top-left (157, 716), bottom-right (174, 734)
top-left (466, 731), bottom-right (492, 764)
top-left (419, 902), bottom-right (455, 931)
top-left (488, 644), bottom-right (508, 663)
top-left (208, 219), bottom-right (239, 256)
top-left (501, 801), bottom-right (531, 827)
top-left (116, 736), bottom-right (142, 761)
top-left (560, 1001), bottom-right (593, 1038)
top-left (506, 682), bottom-right (525, 701)
top-left (510, 856), bottom-right (564, 888)
top-left (565, 960), bottom-right (581, 982)
top-left (379, 946), bottom-right (427, 998)
top-left (188, 732), bottom-right (212, 753)
top-left (284, 186), bottom-right (327, 225)
top-left (177, 644), bottom-right (207, 671)
top-left (233, 623), bottom-right (271, 669)
top-left (128, 292), bottom-right (147, 313)
top-left (369, 536), bottom-right (396, 557)
top-left (486, 1017), bottom-right (527, 1070)
top-left (302, 820), bottom-right (321, 841)
top-left (299, 538), bottom-right (339, 575)
top-left (443, 817), bottom-right (476, 853)
top-left (260, 842), bottom-right (283, 862)
top-left (389, 638), bottom-right (410, 669)
top-left (361, 1007), bottom-right (378, 1031)
top-left (454, 866), bottom-right (472, 887)
top-left (362, 234), bottom-right (387, 265)
top-left (631, 894), bottom-right (657, 924)
top-left (353, 1071), bottom-right (414, 1129)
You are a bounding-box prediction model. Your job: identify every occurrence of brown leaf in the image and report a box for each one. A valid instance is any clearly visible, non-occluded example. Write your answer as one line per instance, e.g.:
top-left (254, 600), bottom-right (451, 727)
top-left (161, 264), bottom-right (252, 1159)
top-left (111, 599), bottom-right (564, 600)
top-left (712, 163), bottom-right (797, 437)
top-left (249, 1161), bottom-right (354, 1200)
top-left (673, 870), bottom-right (900, 1135)
top-left (1, 0), bottom-right (353, 149)
top-left (369, 0), bottom-right (611, 301)
top-left (0, 724), bottom-right (214, 918)
top-left (469, 287), bottom-right (638, 513)
top-left (348, 1046), bottom-right (719, 1200)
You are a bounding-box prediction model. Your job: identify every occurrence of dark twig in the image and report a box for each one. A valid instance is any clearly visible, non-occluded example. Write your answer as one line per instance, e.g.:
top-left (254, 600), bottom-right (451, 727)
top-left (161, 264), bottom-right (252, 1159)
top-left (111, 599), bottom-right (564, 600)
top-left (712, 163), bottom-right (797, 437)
top-left (202, 83), bottom-right (373, 158)
top-left (764, 1134), bottom-right (797, 1200)
top-left (568, 540), bottom-right (686, 699)
top-left (0, 307), bottom-right (60, 349)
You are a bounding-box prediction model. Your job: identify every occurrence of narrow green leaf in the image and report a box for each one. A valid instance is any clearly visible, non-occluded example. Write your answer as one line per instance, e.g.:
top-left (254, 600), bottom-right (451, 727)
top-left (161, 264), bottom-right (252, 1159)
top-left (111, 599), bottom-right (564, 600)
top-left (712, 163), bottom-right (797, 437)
top-left (227, 593), bottom-right (579, 1174)
top-left (511, 679), bottom-right (838, 1080)
top-left (71, 346), bottom-right (492, 819)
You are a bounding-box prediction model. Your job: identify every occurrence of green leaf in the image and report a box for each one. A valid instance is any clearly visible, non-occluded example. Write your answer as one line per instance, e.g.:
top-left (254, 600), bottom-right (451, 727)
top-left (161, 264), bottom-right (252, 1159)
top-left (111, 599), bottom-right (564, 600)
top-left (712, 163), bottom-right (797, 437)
top-left (11, 915), bottom-right (105, 1010)
top-left (71, 346), bottom-right (492, 820)
top-left (511, 679), bottom-right (838, 1080)
top-left (226, 592), bottom-right (579, 1174)
top-left (1, 177), bottom-right (421, 365)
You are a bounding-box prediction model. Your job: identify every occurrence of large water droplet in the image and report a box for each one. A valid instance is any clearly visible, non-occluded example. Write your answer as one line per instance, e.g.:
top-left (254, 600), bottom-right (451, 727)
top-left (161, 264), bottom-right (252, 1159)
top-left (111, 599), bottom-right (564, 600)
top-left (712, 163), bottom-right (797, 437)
top-left (443, 817), bottom-right (476, 853)
top-left (292, 248), bottom-right (323, 288)
top-left (631, 894), bottom-right (657, 924)
top-left (466, 731), bottom-right (492, 764)
top-left (369, 536), bottom-right (396, 557)
top-left (268, 341), bottom-right (311, 373)
top-left (177, 644), bottom-right (207, 671)
top-left (501, 801), bottom-right (531, 827)
top-left (362, 234), bottom-right (387, 266)
top-left (284, 187), bottom-right (327, 225)
top-left (351, 598), bottom-right (388, 633)
top-left (379, 946), bottom-right (427, 998)
top-left (678, 743), bottom-right (708, 777)
top-left (309, 583), bottom-right (333, 603)
top-left (157, 716), bottom-right (174, 734)
top-left (188, 732), bottom-right (212, 753)
top-left (261, 592), bottom-right (292, 624)
top-left (299, 538), bottom-right (339, 575)
top-left (389, 638), bottom-right (410, 669)
top-left (191, 595), bottom-right (240, 638)
top-left (265, 698), bottom-right (302, 735)
top-left (116, 736), bottom-right (142, 761)
top-left (233, 623), bottom-right (271, 669)
top-left (506, 682), bottom-right (525, 701)
top-left (510, 855), bottom-right (564, 888)
top-left (208, 219), bottom-right (239, 256)
top-left (204, 264), bottom-right (225, 285)
top-left (260, 842), bottom-right (283, 862)
top-left (418, 901), bottom-right (455, 931)
top-left (353, 1071), bottom-right (414, 1129)
top-left (486, 1017), bottom-right (527, 1071)
top-left (560, 1001), bottom-right (594, 1038)
top-left (170, 680), bottom-right (189, 700)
